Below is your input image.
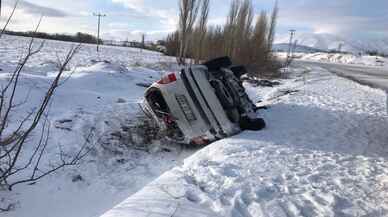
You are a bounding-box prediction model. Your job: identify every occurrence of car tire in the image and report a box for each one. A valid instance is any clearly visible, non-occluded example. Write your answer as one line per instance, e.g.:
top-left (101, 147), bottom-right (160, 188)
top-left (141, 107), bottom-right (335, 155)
top-left (240, 116), bottom-right (266, 131)
top-left (226, 108), bottom-right (240, 123)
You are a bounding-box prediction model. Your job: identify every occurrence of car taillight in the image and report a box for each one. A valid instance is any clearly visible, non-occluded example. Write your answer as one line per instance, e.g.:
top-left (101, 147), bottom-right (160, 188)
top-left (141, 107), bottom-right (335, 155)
top-left (157, 73), bottom-right (177, 84)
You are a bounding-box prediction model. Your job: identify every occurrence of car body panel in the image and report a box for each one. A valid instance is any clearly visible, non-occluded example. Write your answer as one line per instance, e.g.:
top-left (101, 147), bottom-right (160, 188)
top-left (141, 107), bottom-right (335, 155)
top-left (144, 66), bottom-right (240, 144)
top-left (185, 66), bottom-right (239, 137)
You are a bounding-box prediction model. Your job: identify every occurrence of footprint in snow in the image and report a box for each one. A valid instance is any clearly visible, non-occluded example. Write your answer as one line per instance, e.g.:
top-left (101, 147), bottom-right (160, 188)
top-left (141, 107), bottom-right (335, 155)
top-left (54, 119), bottom-right (73, 131)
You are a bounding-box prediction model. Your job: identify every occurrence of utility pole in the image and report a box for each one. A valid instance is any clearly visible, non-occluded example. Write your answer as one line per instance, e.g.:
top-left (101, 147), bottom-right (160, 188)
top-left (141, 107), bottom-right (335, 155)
top-left (141, 33), bottom-right (145, 48)
top-left (292, 39), bottom-right (298, 58)
top-left (93, 13), bottom-right (106, 52)
top-left (286, 29), bottom-right (296, 66)
top-left (140, 33), bottom-right (145, 53)
top-left (338, 43), bottom-right (343, 53)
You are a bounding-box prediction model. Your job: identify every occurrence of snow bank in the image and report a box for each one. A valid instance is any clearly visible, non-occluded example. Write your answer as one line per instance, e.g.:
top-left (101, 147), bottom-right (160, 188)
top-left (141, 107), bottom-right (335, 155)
top-left (276, 52), bottom-right (387, 68)
top-left (300, 53), bottom-right (386, 67)
top-left (275, 32), bottom-right (388, 54)
top-left (100, 170), bottom-right (221, 217)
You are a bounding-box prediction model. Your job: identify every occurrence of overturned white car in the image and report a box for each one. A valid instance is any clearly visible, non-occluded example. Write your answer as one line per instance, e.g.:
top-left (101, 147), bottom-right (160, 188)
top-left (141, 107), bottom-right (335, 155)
top-left (143, 57), bottom-right (265, 145)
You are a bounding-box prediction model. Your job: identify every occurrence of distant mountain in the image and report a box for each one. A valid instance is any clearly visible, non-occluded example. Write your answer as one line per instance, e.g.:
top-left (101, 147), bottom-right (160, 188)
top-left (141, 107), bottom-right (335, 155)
top-left (274, 33), bottom-right (388, 55)
top-left (273, 43), bottom-right (325, 53)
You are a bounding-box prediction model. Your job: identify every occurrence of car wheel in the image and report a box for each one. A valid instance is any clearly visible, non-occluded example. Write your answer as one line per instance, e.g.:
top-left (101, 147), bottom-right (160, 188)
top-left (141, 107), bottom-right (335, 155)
top-left (226, 108), bottom-right (240, 123)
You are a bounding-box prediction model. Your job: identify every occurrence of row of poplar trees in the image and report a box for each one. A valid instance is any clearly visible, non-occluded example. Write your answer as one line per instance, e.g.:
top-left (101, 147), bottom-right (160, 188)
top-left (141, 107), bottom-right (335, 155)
top-left (165, 0), bottom-right (281, 78)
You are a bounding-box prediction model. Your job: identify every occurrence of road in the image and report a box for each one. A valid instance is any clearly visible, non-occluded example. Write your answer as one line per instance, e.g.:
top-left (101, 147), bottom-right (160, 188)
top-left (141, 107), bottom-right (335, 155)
top-left (295, 60), bottom-right (388, 92)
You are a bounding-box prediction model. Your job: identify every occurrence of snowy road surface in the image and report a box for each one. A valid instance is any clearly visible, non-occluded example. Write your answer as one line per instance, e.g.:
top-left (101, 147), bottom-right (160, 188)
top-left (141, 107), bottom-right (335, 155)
top-left (101, 65), bottom-right (388, 217)
top-left (296, 60), bottom-right (388, 91)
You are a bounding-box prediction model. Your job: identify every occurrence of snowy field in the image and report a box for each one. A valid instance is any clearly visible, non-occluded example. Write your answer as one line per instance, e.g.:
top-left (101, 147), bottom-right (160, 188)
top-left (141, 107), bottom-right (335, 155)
top-left (0, 35), bottom-right (194, 217)
top-left (276, 52), bottom-right (388, 68)
top-left (1, 35), bottom-right (388, 217)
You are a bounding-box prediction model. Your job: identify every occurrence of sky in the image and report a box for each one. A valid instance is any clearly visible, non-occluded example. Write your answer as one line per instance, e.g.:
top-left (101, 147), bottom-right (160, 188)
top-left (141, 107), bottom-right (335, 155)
top-left (0, 0), bottom-right (387, 42)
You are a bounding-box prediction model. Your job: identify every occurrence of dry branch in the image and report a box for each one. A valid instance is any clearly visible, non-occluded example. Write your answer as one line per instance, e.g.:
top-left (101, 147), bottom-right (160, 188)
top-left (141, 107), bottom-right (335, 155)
top-left (0, 0), bottom-right (19, 39)
top-left (0, 22), bottom-right (87, 190)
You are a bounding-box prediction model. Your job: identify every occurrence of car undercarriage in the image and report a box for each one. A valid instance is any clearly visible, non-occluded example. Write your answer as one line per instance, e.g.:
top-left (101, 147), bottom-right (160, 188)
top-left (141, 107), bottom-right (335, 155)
top-left (144, 57), bottom-right (266, 145)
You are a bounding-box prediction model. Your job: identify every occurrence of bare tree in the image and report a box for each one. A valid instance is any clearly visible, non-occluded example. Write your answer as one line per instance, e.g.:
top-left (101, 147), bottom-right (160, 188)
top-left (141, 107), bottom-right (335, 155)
top-left (250, 11), bottom-right (268, 76)
top-left (202, 25), bottom-right (224, 60)
top-left (223, 0), bottom-right (254, 64)
top-left (167, 0), bottom-right (281, 78)
top-left (193, 0), bottom-right (209, 64)
top-left (233, 0), bottom-right (253, 65)
top-left (178, 0), bottom-right (200, 65)
top-left (224, 0), bottom-right (239, 57)
top-left (267, 0), bottom-right (278, 56)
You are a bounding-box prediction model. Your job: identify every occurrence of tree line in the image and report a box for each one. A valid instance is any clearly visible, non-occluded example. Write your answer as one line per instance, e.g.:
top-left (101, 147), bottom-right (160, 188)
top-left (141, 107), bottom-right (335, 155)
top-left (166, 0), bottom-right (281, 78)
top-left (4, 30), bottom-right (102, 44)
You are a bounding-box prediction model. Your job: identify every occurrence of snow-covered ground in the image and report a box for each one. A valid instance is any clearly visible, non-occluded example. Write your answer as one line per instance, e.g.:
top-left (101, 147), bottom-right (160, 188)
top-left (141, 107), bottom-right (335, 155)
top-left (277, 52), bottom-right (387, 68)
top-left (101, 66), bottom-right (388, 216)
top-left (1, 34), bottom-right (388, 217)
top-left (0, 35), bottom-right (195, 217)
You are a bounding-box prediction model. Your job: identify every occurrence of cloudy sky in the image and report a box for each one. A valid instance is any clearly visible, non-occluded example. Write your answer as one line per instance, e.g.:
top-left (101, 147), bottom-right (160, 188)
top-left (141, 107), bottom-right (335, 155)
top-left (0, 0), bottom-right (387, 41)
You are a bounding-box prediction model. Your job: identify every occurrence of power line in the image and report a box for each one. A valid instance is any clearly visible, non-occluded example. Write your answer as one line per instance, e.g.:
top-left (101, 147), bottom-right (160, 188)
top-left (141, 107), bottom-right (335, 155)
top-left (93, 12), bottom-right (106, 52)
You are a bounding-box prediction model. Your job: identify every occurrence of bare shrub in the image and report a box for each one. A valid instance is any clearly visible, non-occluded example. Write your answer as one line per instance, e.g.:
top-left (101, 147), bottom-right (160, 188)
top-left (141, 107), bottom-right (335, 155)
top-left (98, 113), bottom-right (160, 155)
top-left (0, 4), bottom-right (91, 193)
top-left (97, 103), bottom-right (181, 156)
top-left (165, 31), bottom-right (180, 57)
top-left (0, 42), bottom-right (88, 191)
